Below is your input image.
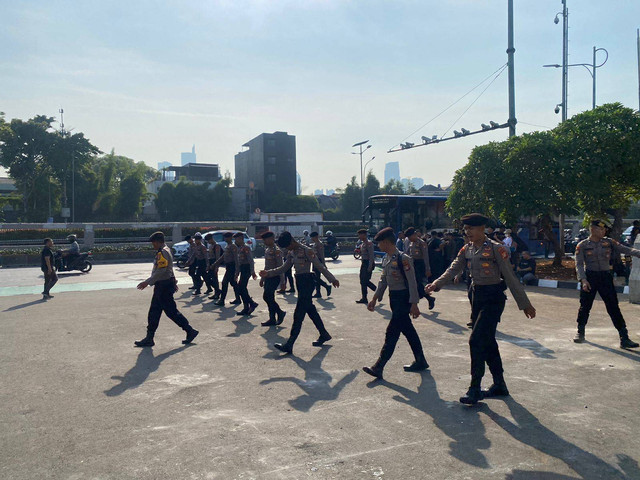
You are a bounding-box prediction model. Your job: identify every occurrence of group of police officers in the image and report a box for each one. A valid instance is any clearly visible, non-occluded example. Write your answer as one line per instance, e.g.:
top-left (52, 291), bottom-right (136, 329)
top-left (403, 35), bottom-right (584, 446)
top-left (136, 213), bottom-right (640, 405)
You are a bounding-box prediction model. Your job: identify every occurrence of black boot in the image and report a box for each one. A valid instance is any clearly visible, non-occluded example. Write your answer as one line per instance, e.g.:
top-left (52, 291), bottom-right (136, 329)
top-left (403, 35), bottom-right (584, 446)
top-left (214, 299), bottom-right (224, 306)
top-left (134, 336), bottom-right (155, 347)
top-left (183, 329), bottom-right (199, 344)
top-left (363, 364), bottom-right (384, 379)
top-left (248, 302), bottom-right (259, 315)
top-left (312, 333), bottom-right (332, 346)
top-left (230, 298), bottom-right (242, 305)
top-left (427, 295), bottom-right (436, 310)
top-left (261, 318), bottom-right (277, 327)
top-left (276, 310), bottom-right (287, 325)
top-left (573, 328), bottom-right (585, 343)
top-left (403, 356), bottom-right (429, 372)
top-left (482, 381), bottom-right (509, 398)
top-left (274, 342), bottom-right (293, 354)
top-left (460, 386), bottom-right (483, 405)
top-left (326, 285), bottom-right (332, 296)
top-left (355, 298), bottom-right (368, 304)
top-left (621, 337), bottom-right (640, 349)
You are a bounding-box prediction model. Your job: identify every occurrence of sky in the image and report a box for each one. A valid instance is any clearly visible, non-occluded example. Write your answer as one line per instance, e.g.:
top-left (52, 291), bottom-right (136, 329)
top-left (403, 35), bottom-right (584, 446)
top-left (1, 0), bottom-right (640, 194)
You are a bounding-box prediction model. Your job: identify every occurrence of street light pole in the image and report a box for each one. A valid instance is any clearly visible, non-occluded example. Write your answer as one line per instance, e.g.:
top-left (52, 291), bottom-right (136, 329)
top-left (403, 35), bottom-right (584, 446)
top-left (507, 0), bottom-right (516, 137)
top-left (561, 0), bottom-right (568, 122)
top-left (351, 140), bottom-right (371, 215)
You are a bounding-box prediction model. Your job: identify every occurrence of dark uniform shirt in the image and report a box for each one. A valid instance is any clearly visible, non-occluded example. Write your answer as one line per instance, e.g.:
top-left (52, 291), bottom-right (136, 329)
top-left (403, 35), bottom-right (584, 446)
top-left (435, 237), bottom-right (532, 310)
top-left (373, 249), bottom-right (420, 304)
top-left (212, 242), bottom-right (240, 270)
top-left (267, 244), bottom-right (336, 283)
top-left (238, 243), bottom-right (255, 275)
top-left (360, 238), bottom-right (375, 272)
top-left (409, 238), bottom-right (430, 272)
top-left (188, 242), bottom-right (209, 267)
top-left (146, 245), bottom-right (175, 285)
top-left (208, 242), bottom-right (222, 264)
top-left (575, 237), bottom-right (640, 281)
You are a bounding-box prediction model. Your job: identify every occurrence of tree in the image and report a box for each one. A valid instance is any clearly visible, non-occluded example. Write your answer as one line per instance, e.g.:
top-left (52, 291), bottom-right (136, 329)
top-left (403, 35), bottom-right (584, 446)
top-left (266, 193), bottom-right (320, 213)
top-left (155, 176), bottom-right (233, 221)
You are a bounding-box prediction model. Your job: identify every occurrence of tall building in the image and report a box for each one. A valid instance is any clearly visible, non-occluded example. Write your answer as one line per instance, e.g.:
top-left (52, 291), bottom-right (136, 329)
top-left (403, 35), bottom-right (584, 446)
top-left (181, 145), bottom-right (196, 166)
top-left (314, 189), bottom-right (324, 196)
top-left (157, 161), bottom-right (172, 171)
top-left (296, 172), bottom-right (302, 195)
top-left (384, 161), bottom-right (400, 184)
top-left (234, 131), bottom-right (297, 210)
top-left (411, 177), bottom-right (424, 189)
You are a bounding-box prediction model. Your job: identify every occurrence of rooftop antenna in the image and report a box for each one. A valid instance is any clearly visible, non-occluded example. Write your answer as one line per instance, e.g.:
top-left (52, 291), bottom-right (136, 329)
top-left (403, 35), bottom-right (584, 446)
top-left (59, 108), bottom-right (65, 136)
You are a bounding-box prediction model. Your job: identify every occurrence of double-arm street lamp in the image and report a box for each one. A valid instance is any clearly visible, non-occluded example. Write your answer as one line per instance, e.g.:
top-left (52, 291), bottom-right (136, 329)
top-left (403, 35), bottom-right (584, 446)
top-left (352, 140), bottom-right (371, 214)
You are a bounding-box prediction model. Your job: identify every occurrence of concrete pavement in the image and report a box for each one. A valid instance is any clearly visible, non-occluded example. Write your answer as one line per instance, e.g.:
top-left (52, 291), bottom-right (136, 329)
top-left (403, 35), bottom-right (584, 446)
top-left (1, 260), bottom-right (640, 479)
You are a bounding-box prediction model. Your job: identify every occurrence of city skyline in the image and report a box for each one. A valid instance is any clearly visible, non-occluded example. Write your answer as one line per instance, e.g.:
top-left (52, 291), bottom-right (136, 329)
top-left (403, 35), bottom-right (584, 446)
top-left (2, 2), bottom-right (640, 193)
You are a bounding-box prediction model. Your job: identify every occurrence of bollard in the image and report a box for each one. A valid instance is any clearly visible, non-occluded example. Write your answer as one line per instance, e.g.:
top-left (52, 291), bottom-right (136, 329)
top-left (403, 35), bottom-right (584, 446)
top-left (630, 236), bottom-right (640, 304)
top-left (84, 224), bottom-right (95, 248)
top-left (171, 224), bottom-right (182, 246)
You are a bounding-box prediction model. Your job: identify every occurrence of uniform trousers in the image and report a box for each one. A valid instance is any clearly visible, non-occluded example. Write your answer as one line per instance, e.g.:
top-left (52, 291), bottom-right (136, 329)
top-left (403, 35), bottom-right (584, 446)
top-left (147, 279), bottom-right (192, 337)
top-left (414, 261), bottom-right (433, 300)
top-left (359, 259), bottom-right (376, 299)
top-left (286, 273), bottom-right (329, 346)
top-left (577, 270), bottom-right (628, 334)
top-left (375, 290), bottom-right (425, 367)
top-left (206, 266), bottom-right (220, 295)
top-left (192, 259), bottom-right (207, 291)
top-left (220, 263), bottom-right (240, 303)
top-left (237, 264), bottom-right (254, 308)
top-left (263, 276), bottom-right (283, 321)
top-left (43, 269), bottom-right (58, 295)
top-left (469, 284), bottom-right (506, 388)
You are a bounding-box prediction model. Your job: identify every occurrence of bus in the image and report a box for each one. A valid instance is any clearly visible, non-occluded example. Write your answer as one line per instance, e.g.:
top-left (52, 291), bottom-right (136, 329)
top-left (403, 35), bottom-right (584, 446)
top-left (363, 195), bottom-right (451, 234)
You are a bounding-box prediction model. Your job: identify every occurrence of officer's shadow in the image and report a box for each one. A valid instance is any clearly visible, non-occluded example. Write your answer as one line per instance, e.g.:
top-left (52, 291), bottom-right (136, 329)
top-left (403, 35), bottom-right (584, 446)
top-left (585, 340), bottom-right (640, 363)
top-left (484, 397), bottom-right (639, 479)
top-left (261, 326), bottom-right (289, 359)
top-left (260, 346), bottom-right (359, 412)
top-left (370, 371), bottom-right (491, 469)
top-left (226, 314), bottom-right (257, 338)
top-left (104, 345), bottom-right (189, 397)
top-left (315, 298), bottom-right (335, 310)
top-left (422, 310), bottom-right (468, 335)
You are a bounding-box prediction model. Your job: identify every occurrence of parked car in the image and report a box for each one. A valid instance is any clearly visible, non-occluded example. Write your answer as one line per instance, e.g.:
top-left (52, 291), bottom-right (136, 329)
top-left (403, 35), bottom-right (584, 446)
top-left (171, 230), bottom-right (256, 258)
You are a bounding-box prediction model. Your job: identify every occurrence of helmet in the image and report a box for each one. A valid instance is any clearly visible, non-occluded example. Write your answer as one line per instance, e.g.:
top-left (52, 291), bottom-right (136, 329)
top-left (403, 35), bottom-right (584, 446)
top-left (326, 231), bottom-right (333, 236)
top-left (303, 230), bottom-right (309, 235)
top-left (67, 234), bottom-right (77, 241)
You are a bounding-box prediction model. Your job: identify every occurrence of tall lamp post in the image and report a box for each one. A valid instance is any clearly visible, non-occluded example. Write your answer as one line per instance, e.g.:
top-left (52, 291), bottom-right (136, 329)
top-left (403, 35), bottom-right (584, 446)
top-left (351, 140), bottom-right (371, 215)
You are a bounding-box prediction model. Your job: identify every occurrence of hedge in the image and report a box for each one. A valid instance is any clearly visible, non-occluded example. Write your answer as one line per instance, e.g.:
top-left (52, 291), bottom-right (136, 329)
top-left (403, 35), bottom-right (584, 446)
top-left (0, 228), bottom-right (84, 241)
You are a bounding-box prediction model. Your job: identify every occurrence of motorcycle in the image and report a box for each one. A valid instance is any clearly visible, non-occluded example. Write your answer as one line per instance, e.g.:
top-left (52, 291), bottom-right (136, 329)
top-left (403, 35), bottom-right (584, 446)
top-left (353, 240), bottom-right (362, 260)
top-left (324, 242), bottom-right (340, 261)
top-left (54, 251), bottom-right (93, 273)
top-left (175, 251), bottom-right (189, 269)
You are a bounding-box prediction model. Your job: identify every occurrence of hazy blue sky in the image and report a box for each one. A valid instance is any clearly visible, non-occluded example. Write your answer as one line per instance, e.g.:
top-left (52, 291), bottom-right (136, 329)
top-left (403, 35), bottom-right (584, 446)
top-left (1, 1), bottom-right (639, 193)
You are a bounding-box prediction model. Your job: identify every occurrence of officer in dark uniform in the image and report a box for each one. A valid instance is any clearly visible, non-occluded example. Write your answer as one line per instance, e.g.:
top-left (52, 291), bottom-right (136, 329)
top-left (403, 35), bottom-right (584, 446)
top-left (186, 232), bottom-right (209, 295)
top-left (363, 227), bottom-right (429, 379)
top-left (355, 228), bottom-right (377, 304)
top-left (184, 235), bottom-right (197, 290)
top-left (259, 231), bottom-right (340, 354)
top-left (310, 232), bottom-right (331, 298)
top-left (204, 233), bottom-right (223, 300)
top-left (426, 214), bottom-right (536, 405)
top-left (406, 227), bottom-right (436, 310)
top-left (234, 232), bottom-right (259, 315)
top-left (211, 231), bottom-right (241, 307)
top-left (134, 231), bottom-right (198, 347)
top-left (259, 231), bottom-right (287, 326)
top-left (574, 219), bottom-right (640, 348)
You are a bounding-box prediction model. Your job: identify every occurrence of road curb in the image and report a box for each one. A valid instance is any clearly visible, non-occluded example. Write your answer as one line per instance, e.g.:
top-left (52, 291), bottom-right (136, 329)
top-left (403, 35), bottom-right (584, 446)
top-left (531, 278), bottom-right (629, 294)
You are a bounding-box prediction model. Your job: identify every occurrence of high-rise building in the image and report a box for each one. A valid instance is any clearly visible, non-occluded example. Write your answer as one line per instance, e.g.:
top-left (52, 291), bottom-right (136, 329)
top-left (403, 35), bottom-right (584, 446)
top-left (181, 145), bottom-right (196, 166)
top-left (314, 189), bottom-right (324, 196)
top-left (326, 189), bottom-right (335, 196)
top-left (234, 131), bottom-right (297, 210)
top-left (296, 172), bottom-right (302, 195)
top-left (157, 161), bottom-right (172, 171)
top-left (384, 161), bottom-right (401, 185)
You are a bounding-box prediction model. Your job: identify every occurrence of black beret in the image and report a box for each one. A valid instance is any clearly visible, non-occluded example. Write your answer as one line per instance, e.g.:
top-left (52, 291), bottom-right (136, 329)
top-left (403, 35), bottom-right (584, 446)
top-left (184, 235), bottom-right (192, 241)
top-left (233, 231), bottom-right (244, 238)
top-left (404, 227), bottom-right (416, 237)
top-left (310, 232), bottom-right (319, 238)
top-left (461, 213), bottom-right (489, 226)
top-left (149, 231), bottom-right (165, 242)
top-left (222, 231), bottom-right (233, 238)
top-left (277, 231), bottom-right (293, 248)
top-left (204, 233), bottom-right (213, 240)
top-left (260, 231), bottom-right (275, 239)
top-left (374, 227), bottom-right (396, 243)
top-left (591, 219), bottom-right (608, 229)
top-left (357, 228), bottom-right (368, 234)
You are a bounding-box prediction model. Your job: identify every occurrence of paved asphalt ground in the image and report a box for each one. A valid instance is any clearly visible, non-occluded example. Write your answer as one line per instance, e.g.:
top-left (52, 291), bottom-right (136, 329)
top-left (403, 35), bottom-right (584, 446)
top-left (1, 257), bottom-right (640, 479)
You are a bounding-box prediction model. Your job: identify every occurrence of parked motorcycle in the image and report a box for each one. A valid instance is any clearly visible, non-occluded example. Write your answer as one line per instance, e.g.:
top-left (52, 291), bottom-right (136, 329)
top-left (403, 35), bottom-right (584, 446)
top-left (353, 240), bottom-right (362, 260)
top-left (54, 251), bottom-right (93, 273)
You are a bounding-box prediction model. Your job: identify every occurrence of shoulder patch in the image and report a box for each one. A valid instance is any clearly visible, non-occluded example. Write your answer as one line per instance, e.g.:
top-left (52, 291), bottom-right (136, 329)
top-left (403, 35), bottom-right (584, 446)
top-left (498, 246), bottom-right (509, 260)
top-left (402, 259), bottom-right (411, 271)
top-left (156, 252), bottom-right (169, 268)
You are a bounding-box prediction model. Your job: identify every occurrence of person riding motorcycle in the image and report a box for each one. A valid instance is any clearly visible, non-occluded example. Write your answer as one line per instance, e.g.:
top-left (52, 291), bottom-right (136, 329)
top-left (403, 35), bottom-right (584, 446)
top-left (62, 234), bottom-right (80, 268)
top-left (302, 230), bottom-right (311, 245)
top-left (325, 231), bottom-right (337, 252)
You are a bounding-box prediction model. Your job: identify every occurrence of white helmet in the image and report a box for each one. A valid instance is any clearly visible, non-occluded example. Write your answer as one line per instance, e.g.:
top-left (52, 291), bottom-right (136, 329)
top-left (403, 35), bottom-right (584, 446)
top-left (326, 231), bottom-right (333, 236)
top-left (303, 230), bottom-right (309, 235)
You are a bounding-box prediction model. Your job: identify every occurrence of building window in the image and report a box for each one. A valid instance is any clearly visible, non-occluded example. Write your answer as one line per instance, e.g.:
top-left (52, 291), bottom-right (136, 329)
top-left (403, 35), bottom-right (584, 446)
top-left (267, 139), bottom-right (276, 147)
top-left (267, 157), bottom-right (276, 165)
top-left (267, 174), bottom-right (276, 182)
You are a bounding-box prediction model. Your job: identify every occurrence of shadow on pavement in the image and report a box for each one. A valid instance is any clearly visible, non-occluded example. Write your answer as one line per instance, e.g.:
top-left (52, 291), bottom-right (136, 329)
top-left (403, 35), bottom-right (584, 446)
top-left (226, 315), bottom-right (257, 337)
top-left (585, 341), bottom-right (640, 363)
top-left (260, 346), bottom-right (359, 412)
top-left (371, 371), bottom-right (491, 469)
top-left (423, 311), bottom-right (468, 335)
top-left (104, 345), bottom-right (189, 397)
top-left (3, 298), bottom-right (46, 312)
top-left (315, 298), bottom-right (335, 310)
top-left (496, 331), bottom-right (556, 359)
top-left (484, 397), bottom-right (635, 479)
top-left (261, 326), bottom-right (289, 358)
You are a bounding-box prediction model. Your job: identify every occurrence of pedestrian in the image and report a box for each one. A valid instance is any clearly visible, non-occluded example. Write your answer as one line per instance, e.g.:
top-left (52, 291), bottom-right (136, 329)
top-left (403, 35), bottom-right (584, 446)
top-left (184, 235), bottom-right (197, 290)
top-left (134, 231), bottom-right (198, 347)
top-left (204, 233), bottom-right (222, 300)
top-left (406, 227), bottom-right (436, 310)
top-left (363, 227), bottom-right (429, 379)
top-left (259, 231), bottom-right (340, 354)
top-left (186, 232), bottom-right (209, 295)
top-left (426, 213), bottom-right (536, 405)
top-left (302, 230), bottom-right (311, 246)
top-left (259, 231), bottom-right (287, 326)
top-left (573, 219), bottom-right (640, 348)
top-left (427, 230), bottom-right (444, 280)
top-left (234, 232), bottom-right (259, 315)
top-left (630, 220), bottom-right (640, 245)
top-left (516, 251), bottom-right (537, 285)
top-left (310, 232), bottom-right (331, 298)
top-left (41, 237), bottom-right (57, 300)
top-left (212, 232), bottom-right (242, 307)
top-left (355, 228), bottom-right (376, 305)
top-left (396, 231), bottom-right (406, 252)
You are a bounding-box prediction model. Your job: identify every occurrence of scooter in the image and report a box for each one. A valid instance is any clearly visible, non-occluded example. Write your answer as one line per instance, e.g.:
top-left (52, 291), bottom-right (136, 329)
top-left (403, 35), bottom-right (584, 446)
top-left (324, 243), bottom-right (340, 261)
top-left (353, 240), bottom-right (362, 260)
top-left (54, 251), bottom-right (93, 273)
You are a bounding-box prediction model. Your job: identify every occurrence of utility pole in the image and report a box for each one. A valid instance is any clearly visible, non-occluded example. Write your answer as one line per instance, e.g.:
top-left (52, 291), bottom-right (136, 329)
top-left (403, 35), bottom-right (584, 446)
top-left (637, 29), bottom-right (640, 111)
top-left (507, 0), bottom-right (516, 137)
top-left (561, 0), bottom-right (568, 122)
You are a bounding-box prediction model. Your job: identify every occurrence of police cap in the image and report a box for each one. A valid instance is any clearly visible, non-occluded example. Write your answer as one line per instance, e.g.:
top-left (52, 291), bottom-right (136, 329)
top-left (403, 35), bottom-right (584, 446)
top-left (374, 227), bottom-right (396, 243)
top-left (204, 233), bottom-right (213, 240)
top-left (222, 231), bottom-right (234, 238)
top-left (233, 231), bottom-right (244, 238)
top-left (357, 228), bottom-right (368, 235)
top-left (310, 232), bottom-right (319, 238)
top-left (277, 231), bottom-right (293, 248)
top-left (149, 231), bottom-right (165, 242)
top-left (404, 227), bottom-right (416, 237)
top-left (184, 235), bottom-right (192, 241)
top-left (260, 231), bottom-right (275, 240)
top-left (591, 219), bottom-right (608, 229)
top-left (461, 213), bottom-right (489, 226)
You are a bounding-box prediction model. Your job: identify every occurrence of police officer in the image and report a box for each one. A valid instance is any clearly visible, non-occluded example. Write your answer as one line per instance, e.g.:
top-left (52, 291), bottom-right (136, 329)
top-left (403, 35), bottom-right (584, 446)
top-left (259, 231), bottom-right (287, 327)
top-left (574, 219), bottom-right (640, 348)
top-left (204, 233), bottom-right (223, 300)
top-left (184, 235), bottom-right (197, 290)
top-left (186, 232), bottom-right (209, 295)
top-left (406, 227), bottom-right (436, 310)
top-left (234, 232), bottom-right (259, 315)
top-left (259, 231), bottom-right (340, 354)
top-left (310, 231), bottom-right (331, 298)
top-left (426, 214), bottom-right (536, 405)
top-left (363, 228), bottom-right (429, 379)
top-left (355, 228), bottom-right (377, 304)
top-left (134, 231), bottom-right (199, 347)
top-left (212, 231), bottom-right (241, 307)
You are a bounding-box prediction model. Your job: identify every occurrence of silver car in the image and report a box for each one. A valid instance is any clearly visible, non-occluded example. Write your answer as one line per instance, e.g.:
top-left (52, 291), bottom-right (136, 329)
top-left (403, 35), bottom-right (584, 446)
top-left (171, 230), bottom-right (256, 257)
